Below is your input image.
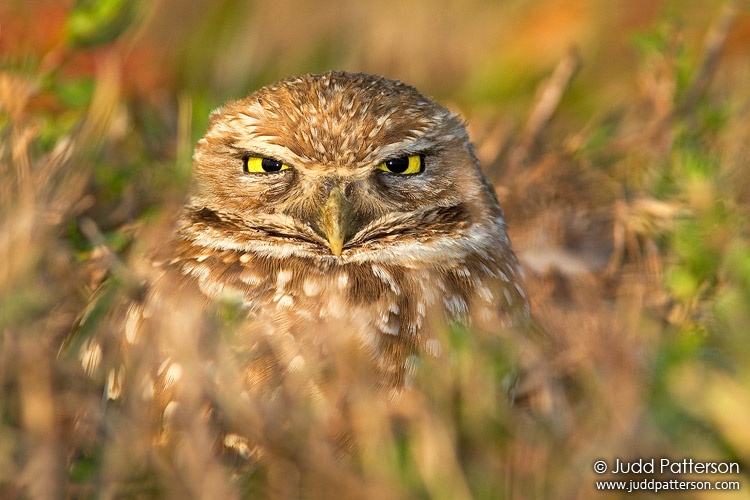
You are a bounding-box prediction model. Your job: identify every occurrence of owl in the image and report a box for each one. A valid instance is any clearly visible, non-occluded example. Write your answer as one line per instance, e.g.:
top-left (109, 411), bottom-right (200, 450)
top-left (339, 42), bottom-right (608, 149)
top-left (74, 71), bottom-right (528, 472)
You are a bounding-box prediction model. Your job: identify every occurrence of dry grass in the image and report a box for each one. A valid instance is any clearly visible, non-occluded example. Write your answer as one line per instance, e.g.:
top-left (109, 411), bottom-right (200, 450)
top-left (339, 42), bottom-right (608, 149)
top-left (2, 1), bottom-right (750, 498)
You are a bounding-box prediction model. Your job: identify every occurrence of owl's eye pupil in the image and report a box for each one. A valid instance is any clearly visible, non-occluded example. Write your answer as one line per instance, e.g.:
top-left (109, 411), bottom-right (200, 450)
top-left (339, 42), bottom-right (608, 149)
top-left (379, 155), bottom-right (424, 175)
top-left (243, 156), bottom-right (289, 173)
top-left (385, 157), bottom-right (410, 174)
top-left (261, 158), bottom-right (283, 172)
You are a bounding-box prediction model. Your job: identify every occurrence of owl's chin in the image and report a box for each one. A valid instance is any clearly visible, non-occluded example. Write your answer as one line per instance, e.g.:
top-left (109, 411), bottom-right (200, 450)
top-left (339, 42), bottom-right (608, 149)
top-left (181, 202), bottom-right (495, 265)
top-left (184, 229), bottom-right (493, 272)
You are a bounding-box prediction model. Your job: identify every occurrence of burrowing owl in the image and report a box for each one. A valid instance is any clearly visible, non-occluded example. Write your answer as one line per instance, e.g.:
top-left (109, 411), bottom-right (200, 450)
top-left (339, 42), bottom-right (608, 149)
top-left (76, 71), bottom-right (528, 460)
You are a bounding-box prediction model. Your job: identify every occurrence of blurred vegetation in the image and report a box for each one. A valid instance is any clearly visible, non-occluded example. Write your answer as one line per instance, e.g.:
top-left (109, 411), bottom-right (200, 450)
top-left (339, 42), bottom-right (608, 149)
top-left (1, 0), bottom-right (749, 498)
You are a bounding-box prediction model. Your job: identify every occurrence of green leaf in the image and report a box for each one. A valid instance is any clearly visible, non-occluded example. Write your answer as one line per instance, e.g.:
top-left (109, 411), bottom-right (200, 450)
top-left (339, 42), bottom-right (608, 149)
top-left (66, 0), bottom-right (137, 47)
top-left (54, 78), bottom-right (95, 108)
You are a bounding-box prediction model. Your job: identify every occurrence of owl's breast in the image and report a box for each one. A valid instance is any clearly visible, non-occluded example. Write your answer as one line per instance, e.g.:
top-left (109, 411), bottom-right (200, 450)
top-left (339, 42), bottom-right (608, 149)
top-left (173, 245), bottom-right (526, 347)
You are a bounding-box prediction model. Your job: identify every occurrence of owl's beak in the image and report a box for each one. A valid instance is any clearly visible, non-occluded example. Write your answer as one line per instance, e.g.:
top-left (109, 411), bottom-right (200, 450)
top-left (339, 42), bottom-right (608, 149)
top-left (319, 186), bottom-right (351, 256)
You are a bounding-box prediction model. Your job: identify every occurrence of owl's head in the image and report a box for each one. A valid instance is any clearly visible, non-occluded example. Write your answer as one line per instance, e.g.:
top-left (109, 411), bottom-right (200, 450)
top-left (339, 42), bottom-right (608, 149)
top-left (185, 71), bottom-right (509, 265)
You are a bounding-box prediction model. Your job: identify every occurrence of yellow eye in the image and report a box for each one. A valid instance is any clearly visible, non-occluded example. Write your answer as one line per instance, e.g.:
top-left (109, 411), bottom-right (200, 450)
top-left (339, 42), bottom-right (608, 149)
top-left (243, 156), bottom-right (290, 173)
top-left (378, 155), bottom-right (423, 175)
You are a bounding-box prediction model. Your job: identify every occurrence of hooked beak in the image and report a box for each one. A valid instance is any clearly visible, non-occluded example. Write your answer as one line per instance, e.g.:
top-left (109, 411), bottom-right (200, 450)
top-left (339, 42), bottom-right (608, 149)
top-left (319, 187), bottom-right (352, 256)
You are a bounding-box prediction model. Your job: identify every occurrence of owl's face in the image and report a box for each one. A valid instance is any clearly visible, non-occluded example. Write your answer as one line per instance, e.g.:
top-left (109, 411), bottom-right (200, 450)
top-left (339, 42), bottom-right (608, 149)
top-left (185, 71), bottom-right (507, 267)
